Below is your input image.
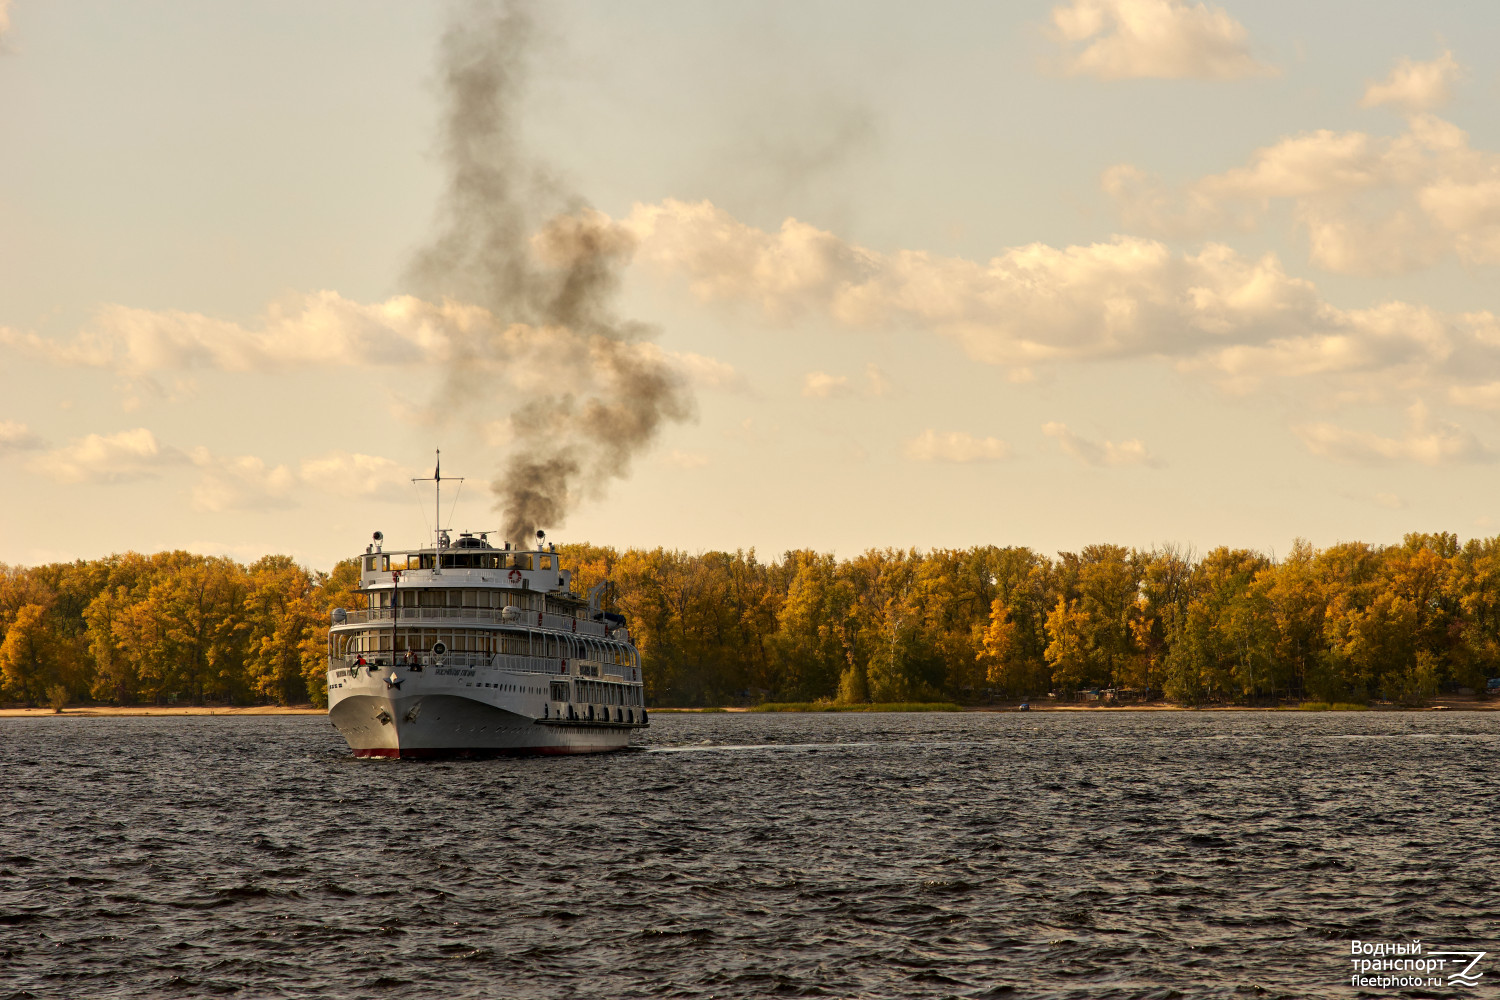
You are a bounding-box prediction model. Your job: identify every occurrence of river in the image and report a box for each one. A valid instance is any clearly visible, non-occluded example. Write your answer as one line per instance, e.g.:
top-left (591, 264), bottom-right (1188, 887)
top-left (1, 710), bottom-right (1495, 998)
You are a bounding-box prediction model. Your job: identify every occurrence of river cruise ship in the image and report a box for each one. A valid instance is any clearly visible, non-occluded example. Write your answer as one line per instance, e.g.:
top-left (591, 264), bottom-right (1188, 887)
top-left (326, 531), bottom-right (647, 757)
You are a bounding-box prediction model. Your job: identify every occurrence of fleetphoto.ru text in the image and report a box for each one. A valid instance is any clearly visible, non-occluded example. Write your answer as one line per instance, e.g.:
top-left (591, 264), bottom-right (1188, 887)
top-left (1349, 940), bottom-right (1486, 990)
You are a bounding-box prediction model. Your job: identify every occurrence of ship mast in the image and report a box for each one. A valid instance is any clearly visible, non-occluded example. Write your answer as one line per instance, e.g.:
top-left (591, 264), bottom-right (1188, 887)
top-left (411, 449), bottom-right (464, 562)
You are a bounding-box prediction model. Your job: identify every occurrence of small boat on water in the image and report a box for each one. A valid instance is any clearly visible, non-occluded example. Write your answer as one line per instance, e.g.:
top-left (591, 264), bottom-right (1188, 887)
top-left (325, 526), bottom-right (646, 757)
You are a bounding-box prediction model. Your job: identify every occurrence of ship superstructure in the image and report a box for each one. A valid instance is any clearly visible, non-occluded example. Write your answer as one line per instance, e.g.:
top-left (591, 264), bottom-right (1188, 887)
top-left (326, 530), bottom-right (647, 757)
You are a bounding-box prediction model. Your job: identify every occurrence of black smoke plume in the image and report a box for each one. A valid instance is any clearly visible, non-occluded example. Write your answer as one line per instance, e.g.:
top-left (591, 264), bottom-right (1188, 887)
top-left (409, 0), bottom-right (692, 546)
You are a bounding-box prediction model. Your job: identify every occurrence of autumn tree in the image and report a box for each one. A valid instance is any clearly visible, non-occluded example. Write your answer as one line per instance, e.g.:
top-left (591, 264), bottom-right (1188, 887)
top-left (772, 550), bottom-right (857, 700)
top-left (1, 604), bottom-right (64, 704)
top-left (244, 556), bottom-right (323, 706)
top-left (1045, 597), bottom-right (1094, 693)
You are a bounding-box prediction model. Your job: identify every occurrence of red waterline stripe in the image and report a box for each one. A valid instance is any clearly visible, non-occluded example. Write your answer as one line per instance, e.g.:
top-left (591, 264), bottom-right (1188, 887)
top-left (351, 745), bottom-right (624, 759)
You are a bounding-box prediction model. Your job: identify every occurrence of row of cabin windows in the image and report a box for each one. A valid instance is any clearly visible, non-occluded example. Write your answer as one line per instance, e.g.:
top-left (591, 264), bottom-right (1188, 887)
top-left (367, 589), bottom-right (545, 612)
top-left (338, 629), bottom-right (514, 656)
top-left (365, 552), bottom-right (559, 573)
top-left (550, 680), bottom-right (642, 706)
top-left (336, 628), bottom-right (633, 665)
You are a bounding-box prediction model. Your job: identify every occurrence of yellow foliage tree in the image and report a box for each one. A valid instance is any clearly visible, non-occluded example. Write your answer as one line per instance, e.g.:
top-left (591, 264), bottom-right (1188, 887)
top-left (1, 604), bottom-right (60, 704)
top-left (1044, 597), bottom-right (1093, 694)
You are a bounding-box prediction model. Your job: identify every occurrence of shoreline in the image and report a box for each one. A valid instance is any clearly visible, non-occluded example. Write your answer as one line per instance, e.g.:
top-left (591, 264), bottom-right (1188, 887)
top-left (0, 705), bottom-right (325, 717)
top-left (641, 698), bottom-right (1500, 714)
top-left (4, 698), bottom-right (1493, 718)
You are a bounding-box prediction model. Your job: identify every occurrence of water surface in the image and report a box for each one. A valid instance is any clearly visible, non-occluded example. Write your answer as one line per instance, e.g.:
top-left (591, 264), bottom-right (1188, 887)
top-left (2, 711), bottom-right (1496, 998)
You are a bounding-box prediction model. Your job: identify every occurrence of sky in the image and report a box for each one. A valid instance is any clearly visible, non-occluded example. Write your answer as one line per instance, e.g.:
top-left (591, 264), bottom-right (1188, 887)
top-left (3, 0), bottom-right (1500, 569)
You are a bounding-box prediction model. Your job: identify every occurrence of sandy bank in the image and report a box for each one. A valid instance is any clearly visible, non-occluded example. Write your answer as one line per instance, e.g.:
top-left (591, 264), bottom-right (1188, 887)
top-left (658, 699), bottom-right (1497, 713)
top-left (978, 698), bottom-right (1497, 712)
top-left (0, 705), bottom-right (324, 717)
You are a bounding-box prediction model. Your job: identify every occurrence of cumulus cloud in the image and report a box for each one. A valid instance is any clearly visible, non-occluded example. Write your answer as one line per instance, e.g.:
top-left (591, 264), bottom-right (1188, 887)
top-left (1042, 422), bottom-right (1158, 466)
top-left (0, 420), bottom-right (43, 453)
top-left (1179, 300), bottom-right (1500, 395)
top-left (23, 420), bottom-right (419, 510)
top-left (0, 292), bottom-right (458, 376)
top-left (1107, 102), bottom-right (1500, 274)
top-left (0, 1), bottom-right (11, 41)
top-left (298, 451), bottom-right (413, 499)
top-left (621, 198), bottom-right (1500, 406)
top-left (0, 292), bottom-right (737, 406)
top-left (1294, 402), bottom-right (1492, 465)
top-left (904, 430), bottom-right (1011, 463)
top-left (1362, 51), bottom-right (1461, 113)
top-left (629, 199), bottom-right (1311, 366)
top-left (13, 192), bottom-right (1500, 470)
top-left (192, 449), bottom-right (420, 511)
top-left (190, 452), bottom-right (297, 513)
top-left (865, 363), bottom-right (892, 396)
top-left (1049, 0), bottom-right (1272, 80)
top-left (802, 371), bottom-right (851, 398)
top-left (193, 449), bottom-right (421, 511)
top-left (30, 428), bottom-right (189, 484)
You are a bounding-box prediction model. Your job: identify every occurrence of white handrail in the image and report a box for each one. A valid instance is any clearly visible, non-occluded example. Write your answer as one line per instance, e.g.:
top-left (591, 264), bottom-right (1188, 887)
top-left (337, 606), bottom-right (610, 636)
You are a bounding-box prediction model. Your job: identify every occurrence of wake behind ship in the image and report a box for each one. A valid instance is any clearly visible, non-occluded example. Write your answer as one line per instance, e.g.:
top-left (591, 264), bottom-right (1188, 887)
top-left (326, 530), bottom-right (647, 757)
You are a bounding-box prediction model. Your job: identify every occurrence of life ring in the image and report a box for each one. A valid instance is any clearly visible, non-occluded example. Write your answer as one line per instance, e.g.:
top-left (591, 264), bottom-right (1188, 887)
top-left (507, 568), bottom-right (522, 583)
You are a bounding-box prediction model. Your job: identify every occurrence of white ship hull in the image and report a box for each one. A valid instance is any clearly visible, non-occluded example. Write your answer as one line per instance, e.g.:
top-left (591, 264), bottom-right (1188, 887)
top-left (328, 663), bottom-right (645, 757)
top-left (331, 693), bottom-right (638, 757)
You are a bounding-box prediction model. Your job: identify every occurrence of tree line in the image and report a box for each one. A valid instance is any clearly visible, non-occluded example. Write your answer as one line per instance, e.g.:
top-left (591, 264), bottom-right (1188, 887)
top-left (0, 552), bottom-right (360, 710)
top-left (3, 533), bottom-right (1498, 708)
top-left (565, 534), bottom-right (1499, 708)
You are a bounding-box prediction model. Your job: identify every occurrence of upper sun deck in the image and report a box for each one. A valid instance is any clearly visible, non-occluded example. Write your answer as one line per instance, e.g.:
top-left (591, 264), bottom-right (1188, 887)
top-left (360, 533), bottom-right (572, 594)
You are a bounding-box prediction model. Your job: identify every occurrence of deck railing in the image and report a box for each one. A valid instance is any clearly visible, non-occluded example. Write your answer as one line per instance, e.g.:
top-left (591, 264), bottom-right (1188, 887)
top-left (338, 606), bottom-right (611, 636)
top-left (337, 652), bottom-right (630, 677)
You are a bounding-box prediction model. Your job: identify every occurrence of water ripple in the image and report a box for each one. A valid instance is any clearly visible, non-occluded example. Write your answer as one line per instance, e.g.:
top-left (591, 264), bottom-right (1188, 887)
top-left (0, 711), bottom-right (1494, 998)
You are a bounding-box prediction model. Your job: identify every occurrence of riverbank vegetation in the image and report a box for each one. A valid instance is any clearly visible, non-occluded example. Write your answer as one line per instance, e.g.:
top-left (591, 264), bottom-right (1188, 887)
top-left (0, 552), bottom-right (358, 709)
top-left (2, 532), bottom-right (1497, 709)
top-left (561, 533), bottom-right (1498, 709)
